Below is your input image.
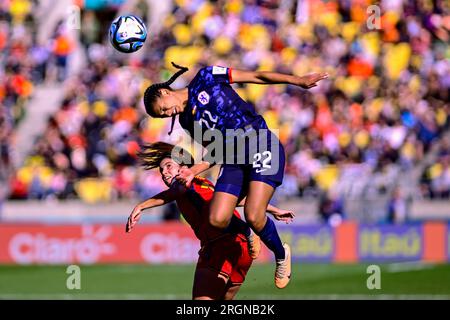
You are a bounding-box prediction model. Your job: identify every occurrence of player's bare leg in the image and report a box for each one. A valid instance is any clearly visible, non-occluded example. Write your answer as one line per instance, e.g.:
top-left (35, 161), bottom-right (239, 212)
top-left (223, 282), bottom-right (241, 300)
top-left (209, 192), bottom-right (239, 229)
top-left (209, 191), bottom-right (261, 259)
top-left (244, 181), bottom-right (291, 289)
top-left (192, 268), bottom-right (228, 300)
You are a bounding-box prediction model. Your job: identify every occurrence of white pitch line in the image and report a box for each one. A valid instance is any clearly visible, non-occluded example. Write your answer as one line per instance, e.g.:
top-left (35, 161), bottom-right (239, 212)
top-left (386, 261), bottom-right (436, 273)
top-left (1, 294), bottom-right (450, 300)
top-left (0, 293), bottom-right (189, 300)
top-left (239, 294), bottom-right (450, 300)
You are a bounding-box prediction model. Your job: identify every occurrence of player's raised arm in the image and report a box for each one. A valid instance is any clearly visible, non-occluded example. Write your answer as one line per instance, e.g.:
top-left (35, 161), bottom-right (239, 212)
top-left (266, 204), bottom-right (295, 224)
top-left (231, 69), bottom-right (329, 89)
top-left (176, 161), bottom-right (212, 187)
top-left (126, 185), bottom-right (186, 233)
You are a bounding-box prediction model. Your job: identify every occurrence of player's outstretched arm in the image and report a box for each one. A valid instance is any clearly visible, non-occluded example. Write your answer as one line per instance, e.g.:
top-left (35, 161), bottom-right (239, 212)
top-left (231, 69), bottom-right (328, 89)
top-left (237, 197), bottom-right (295, 224)
top-left (266, 204), bottom-right (295, 224)
top-left (126, 185), bottom-right (186, 233)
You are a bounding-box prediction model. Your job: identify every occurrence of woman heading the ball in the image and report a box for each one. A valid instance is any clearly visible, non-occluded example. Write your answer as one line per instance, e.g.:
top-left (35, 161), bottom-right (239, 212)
top-left (126, 142), bottom-right (294, 299)
top-left (143, 63), bottom-right (327, 288)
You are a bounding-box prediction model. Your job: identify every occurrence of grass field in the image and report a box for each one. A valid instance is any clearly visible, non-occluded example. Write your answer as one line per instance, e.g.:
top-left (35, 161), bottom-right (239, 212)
top-left (1, 263), bottom-right (449, 299)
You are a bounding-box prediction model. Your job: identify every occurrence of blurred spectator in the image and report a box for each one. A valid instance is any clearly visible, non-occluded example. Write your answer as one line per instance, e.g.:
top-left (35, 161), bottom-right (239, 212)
top-left (51, 22), bottom-right (75, 82)
top-left (421, 136), bottom-right (450, 199)
top-left (318, 189), bottom-right (345, 227)
top-left (80, 11), bottom-right (101, 49)
top-left (386, 187), bottom-right (411, 224)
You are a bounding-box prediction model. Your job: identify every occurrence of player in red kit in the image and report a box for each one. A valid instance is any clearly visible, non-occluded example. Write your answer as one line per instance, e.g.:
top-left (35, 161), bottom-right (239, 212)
top-left (126, 142), bottom-right (294, 300)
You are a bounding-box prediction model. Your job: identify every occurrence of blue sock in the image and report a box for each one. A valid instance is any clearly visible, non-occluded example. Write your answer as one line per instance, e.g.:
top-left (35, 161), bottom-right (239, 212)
top-left (225, 215), bottom-right (251, 237)
top-left (255, 217), bottom-right (285, 260)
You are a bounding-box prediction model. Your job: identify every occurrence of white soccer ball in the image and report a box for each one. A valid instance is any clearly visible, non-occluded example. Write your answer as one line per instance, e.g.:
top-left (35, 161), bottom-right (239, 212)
top-left (109, 15), bottom-right (147, 53)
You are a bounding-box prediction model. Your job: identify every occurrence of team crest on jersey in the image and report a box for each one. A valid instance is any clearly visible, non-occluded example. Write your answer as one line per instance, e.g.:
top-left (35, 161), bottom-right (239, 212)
top-left (197, 91), bottom-right (210, 105)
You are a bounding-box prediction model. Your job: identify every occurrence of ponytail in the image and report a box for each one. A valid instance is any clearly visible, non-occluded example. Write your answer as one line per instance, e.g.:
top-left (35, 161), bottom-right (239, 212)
top-left (137, 141), bottom-right (194, 170)
top-left (143, 62), bottom-right (188, 117)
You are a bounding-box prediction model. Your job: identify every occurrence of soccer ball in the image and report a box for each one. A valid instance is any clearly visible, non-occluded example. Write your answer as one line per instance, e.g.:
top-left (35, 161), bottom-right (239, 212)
top-left (109, 15), bottom-right (147, 53)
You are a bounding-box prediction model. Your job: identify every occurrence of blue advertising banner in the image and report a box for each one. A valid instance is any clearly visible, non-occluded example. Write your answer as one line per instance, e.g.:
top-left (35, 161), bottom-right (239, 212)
top-left (278, 225), bottom-right (333, 262)
top-left (358, 225), bottom-right (422, 262)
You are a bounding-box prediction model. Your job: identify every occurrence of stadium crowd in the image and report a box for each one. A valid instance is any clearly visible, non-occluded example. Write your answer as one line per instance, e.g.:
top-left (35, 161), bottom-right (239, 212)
top-left (1, 0), bottom-right (40, 202)
top-left (4, 0), bottom-right (450, 205)
top-left (1, 0), bottom-right (75, 190)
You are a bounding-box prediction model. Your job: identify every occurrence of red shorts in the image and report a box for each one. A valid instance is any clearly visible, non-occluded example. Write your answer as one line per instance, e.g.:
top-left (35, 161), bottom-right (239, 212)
top-left (197, 234), bottom-right (253, 285)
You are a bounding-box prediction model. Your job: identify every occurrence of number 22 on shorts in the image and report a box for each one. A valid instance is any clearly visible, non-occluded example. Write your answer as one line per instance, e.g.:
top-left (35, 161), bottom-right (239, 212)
top-left (253, 151), bottom-right (271, 173)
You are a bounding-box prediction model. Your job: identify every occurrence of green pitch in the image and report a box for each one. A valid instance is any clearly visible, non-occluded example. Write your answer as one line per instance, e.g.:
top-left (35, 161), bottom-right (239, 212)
top-left (0, 263), bottom-right (449, 299)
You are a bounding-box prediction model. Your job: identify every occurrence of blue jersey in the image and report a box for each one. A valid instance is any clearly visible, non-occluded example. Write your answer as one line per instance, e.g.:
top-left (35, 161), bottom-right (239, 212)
top-left (179, 66), bottom-right (268, 148)
top-left (178, 66), bottom-right (286, 195)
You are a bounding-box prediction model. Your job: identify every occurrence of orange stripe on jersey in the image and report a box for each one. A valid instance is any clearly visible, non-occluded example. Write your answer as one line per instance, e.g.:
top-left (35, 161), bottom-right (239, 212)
top-left (193, 176), bottom-right (214, 189)
top-left (190, 177), bottom-right (214, 202)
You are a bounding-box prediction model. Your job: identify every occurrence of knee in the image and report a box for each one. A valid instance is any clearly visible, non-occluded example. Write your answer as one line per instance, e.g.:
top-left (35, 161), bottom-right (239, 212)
top-left (209, 214), bottom-right (229, 229)
top-left (244, 206), bottom-right (266, 229)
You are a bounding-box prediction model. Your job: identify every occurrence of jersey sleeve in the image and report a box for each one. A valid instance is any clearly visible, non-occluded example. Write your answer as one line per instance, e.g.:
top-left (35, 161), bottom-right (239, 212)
top-left (191, 177), bottom-right (214, 201)
top-left (198, 66), bottom-right (233, 85)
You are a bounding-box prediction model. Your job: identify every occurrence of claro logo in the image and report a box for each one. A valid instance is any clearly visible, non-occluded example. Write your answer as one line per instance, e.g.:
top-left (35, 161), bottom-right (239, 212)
top-left (140, 233), bottom-right (198, 263)
top-left (9, 226), bottom-right (116, 264)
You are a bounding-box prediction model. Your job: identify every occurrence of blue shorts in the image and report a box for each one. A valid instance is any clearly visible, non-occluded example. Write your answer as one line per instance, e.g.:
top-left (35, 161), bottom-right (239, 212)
top-left (215, 134), bottom-right (285, 198)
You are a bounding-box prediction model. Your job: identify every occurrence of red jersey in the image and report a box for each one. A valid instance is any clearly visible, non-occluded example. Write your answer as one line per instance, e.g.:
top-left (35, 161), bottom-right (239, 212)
top-left (175, 176), bottom-right (243, 245)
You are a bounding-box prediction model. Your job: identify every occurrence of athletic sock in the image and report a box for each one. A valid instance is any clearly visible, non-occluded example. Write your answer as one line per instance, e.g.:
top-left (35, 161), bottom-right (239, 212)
top-left (225, 215), bottom-right (251, 237)
top-left (255, 217), bottom-right (285, 260)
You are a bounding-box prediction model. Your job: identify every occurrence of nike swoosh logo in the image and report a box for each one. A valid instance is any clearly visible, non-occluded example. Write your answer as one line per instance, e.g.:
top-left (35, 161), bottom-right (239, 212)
top-left (255, 168), bottom-right (267, 173)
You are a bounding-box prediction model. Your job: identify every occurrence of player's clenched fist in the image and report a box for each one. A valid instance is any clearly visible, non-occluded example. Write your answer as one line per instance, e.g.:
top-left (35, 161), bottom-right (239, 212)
top-left (176, 166), bottom-right (195, 187)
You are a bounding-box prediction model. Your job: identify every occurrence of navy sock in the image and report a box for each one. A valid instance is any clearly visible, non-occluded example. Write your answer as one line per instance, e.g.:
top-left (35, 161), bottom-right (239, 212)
top-left (225, 215), bottom-right (251, 237)
top-left (255, 217), bottom-right (285, 260)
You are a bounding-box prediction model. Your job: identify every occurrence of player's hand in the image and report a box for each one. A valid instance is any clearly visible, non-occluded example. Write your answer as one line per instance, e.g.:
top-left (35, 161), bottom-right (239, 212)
top-left (270, 209), bottom-right (295, 224)
top-left (175, 166), bottom-right (194, 188)
top-left (126, 205), bottom-right (143, 233)
top-left (297, 72), bottom-right (329, 89)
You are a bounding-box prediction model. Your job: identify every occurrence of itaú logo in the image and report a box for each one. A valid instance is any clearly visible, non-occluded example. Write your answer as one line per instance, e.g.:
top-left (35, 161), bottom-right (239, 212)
top-left (140, 233), bottom-right (199, 264)
top-left (9, 226), bottom-right (116, 264)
